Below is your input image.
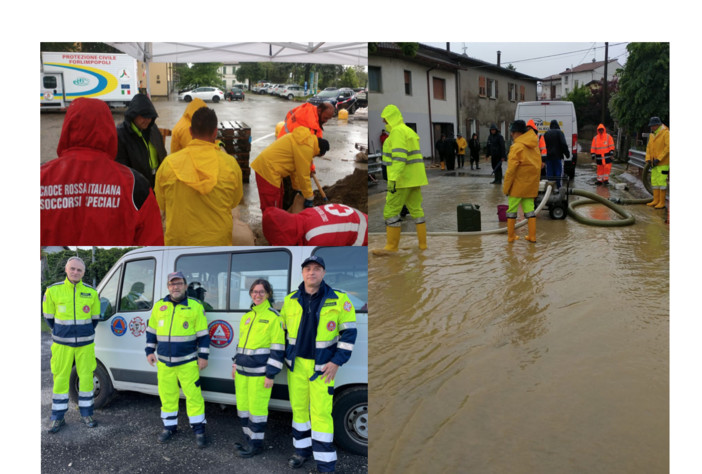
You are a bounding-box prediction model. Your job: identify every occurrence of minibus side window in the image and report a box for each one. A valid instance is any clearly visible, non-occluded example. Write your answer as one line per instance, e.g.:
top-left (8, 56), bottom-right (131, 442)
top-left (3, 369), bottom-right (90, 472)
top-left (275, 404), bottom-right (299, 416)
top-left (119, 259), bottom-right (156, 311)
top-left (313, 247), bottom-right (368, 312)
top-left (176, 253), bottom-right (229, 311)
top-left (98, 266), bottom-right (121, 320)
top-left (230, 250), bottom-right (291, 311)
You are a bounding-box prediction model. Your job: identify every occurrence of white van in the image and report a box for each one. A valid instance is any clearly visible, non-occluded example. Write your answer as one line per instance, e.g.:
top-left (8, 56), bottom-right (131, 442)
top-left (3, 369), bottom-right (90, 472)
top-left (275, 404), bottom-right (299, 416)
top-left (515, 101), bottom-right (579, 179)
top-left (68, 246), bottom-right (368, 455)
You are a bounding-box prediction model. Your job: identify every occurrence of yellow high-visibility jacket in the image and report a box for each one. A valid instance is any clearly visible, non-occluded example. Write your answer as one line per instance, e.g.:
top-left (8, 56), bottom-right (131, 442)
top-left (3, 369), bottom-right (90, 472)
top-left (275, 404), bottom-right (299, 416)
top-left (171, 98), bottom-right (207, 154)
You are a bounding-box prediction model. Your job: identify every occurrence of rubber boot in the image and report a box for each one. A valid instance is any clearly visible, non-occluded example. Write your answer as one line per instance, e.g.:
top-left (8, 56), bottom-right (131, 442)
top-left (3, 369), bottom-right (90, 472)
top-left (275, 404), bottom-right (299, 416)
top-left (654, 189), bottom-right (666, 209)
top-left (647, 189), bottom-right (660, 207)
top-left (383, 226), bottom-right (401, 252)
top-left (525, 217), bottom-right (537, 243)
top-left (416, 222), bottom-right (428, 250)
top-left (440, 161), bottom-right (445, 170)
top-left (507, 218), bottom-right (519, 242)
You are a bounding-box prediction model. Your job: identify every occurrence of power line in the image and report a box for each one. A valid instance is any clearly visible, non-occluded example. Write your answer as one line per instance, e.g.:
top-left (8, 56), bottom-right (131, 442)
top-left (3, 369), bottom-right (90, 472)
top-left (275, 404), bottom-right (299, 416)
top-left (503, 42), bottom-right (628, 66)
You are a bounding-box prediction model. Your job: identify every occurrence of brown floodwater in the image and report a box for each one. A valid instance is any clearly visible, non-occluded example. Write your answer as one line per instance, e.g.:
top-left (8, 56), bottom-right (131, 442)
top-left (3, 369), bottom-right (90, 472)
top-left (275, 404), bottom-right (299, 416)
top-left (368, 163), bottom-right (669, 473)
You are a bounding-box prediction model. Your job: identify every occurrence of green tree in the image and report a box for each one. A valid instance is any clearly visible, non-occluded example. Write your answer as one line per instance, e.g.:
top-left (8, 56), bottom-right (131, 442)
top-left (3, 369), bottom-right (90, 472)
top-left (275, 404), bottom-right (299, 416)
top-left (611, 42), bottom-right (669, 136)
top-left (40, 42), bottom-right (121, 54)
top-left (175, 63), bottom-right (223, 89)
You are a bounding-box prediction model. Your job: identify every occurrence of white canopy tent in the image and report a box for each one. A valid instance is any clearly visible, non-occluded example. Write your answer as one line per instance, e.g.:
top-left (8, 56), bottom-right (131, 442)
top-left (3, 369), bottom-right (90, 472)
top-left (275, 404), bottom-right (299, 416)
top-left (106, 42), bottom-right (367, 95)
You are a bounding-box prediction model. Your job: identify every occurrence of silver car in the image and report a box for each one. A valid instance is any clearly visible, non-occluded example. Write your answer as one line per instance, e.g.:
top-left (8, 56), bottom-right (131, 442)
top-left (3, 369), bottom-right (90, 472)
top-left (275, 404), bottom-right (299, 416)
top-left (178, 86), bottom-right (225, 103)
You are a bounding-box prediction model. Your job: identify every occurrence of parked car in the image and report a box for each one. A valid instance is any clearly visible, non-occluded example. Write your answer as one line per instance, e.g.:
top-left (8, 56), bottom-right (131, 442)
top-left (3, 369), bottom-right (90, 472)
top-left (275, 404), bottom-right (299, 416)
top-left (253, 82), bottom-right (271, 94)
top-left (308, 87), bottom-right (358, 114)
top-left (178, 86), bottom-right (225, 103)
top-left (226, 87), bottom-right (245, 101)
top-left (279, 84), bottom-right (307, 100)
top-left (269, 84), bottom-right (286, 96)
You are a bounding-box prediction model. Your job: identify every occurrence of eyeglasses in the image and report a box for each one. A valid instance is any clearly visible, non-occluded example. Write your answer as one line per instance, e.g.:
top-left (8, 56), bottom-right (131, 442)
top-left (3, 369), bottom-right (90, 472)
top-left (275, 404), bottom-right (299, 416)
top-left (168, 281), bottom-right (185, 287)
top-left (250, 290), bottom-right (267, 295)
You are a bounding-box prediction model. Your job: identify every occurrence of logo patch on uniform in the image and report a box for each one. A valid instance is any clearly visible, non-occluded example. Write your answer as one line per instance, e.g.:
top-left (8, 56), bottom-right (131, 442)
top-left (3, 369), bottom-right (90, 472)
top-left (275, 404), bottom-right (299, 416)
top-left (83, 305), bottom-right (90, 313)
top-left (327, 321), bottom-right (336, 332)
top-left (208, 320), bottom-right (234, 348)
top-left (344, 301), bottom-right (352, 312)
top-left (160, 305), bottom-right (168, 311)
top-left (111, 316), bottom-right (127, 336)
top-left (129, 316), bottom-right (146, 337)
top-left (245, 318), bottom-right (251, 325)
top-left (183, 321), bottom-right (189, 329)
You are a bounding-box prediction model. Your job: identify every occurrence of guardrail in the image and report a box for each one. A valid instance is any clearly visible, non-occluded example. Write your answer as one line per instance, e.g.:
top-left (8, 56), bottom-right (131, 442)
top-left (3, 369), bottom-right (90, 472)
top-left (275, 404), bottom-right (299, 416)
top-left (368, 153), bottom-right (382, 176)
top-left (627, 149), bottom-right (646, 169)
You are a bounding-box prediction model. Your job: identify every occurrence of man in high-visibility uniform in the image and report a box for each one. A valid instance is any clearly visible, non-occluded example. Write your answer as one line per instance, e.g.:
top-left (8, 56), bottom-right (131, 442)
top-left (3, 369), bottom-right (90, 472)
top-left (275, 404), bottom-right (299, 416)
top-left (380, 104), bottom-right (429, 251)
top-left (645, 116), bottom-right (670, 209)
top-left (42, 256), bottom-right (101, 433)
top-left (278, 102), bottom-right (335, 139)
top-left (231, 279), bottom-right (286, 458)
top-left (590, 124), bottom-right (615, 185)
top-left (281, 256), bottom-right (357, 473)
top-left (145, 272), bottom-right (210, 448)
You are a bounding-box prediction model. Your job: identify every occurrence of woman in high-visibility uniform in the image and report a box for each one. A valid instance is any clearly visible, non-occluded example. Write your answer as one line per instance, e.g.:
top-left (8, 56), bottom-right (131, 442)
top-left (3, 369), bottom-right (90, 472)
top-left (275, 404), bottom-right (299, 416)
top-left (231, 279), bottom-right (285, 458)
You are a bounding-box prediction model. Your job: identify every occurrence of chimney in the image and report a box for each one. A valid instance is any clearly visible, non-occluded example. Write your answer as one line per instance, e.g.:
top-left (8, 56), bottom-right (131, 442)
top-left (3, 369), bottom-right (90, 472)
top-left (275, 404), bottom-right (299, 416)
top-left (497, 51), bottom-right (501, 67)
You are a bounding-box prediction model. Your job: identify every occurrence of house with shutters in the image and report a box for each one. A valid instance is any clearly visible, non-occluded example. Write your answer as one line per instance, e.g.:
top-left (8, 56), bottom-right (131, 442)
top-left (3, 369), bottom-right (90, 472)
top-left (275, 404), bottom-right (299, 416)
top-left (540, 59), bottom-right (622, 100)
top-left (369, 43), bottom-right (539, 160)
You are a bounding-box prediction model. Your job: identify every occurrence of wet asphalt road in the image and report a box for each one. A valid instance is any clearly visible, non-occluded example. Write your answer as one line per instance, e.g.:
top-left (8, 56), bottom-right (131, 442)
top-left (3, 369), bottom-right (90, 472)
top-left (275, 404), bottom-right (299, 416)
top-left (40, 332), bottom-right (367, 473)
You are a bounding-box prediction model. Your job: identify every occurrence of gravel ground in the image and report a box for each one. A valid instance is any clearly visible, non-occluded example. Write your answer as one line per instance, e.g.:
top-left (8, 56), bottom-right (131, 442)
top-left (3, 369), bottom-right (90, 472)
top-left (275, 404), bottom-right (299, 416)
top-left (40, 332), bottom-right (368, 473)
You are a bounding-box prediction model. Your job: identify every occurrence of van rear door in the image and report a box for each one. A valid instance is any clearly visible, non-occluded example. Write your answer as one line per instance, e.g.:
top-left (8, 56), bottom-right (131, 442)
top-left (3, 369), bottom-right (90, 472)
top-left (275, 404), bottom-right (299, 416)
top-left (40, 73), bottom-right (66, 109)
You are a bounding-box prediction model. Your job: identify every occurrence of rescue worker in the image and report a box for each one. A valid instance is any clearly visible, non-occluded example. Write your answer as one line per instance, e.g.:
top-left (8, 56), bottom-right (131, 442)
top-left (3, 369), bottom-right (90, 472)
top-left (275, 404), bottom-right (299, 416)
top-left (145, 272), bottom-right (210, 448)
top-left (644, 117), bottom-right (670, 209)
top-left (281, 256), bottom-right (357, 473)
top-left (116, 93), bottom-right (168, 188)
top-left (43, 256), bottom-right (101, 433)
top-left (250, 126), bottom-right (330, 212)
top-left (40, 97), bottom-right (164, 246)
top-left (380, 104), bottom-right (429, 251)
top-left (543, 119), bottom-right (571, 189)
top-left (486, 123), bottom-right (506, 184)
top-left (155, 107), bottom-right (243, 245)
top-left (456, 133), bottom-right (467, 169)
top-left (527, 119), bottom-right (547, 178)
top-left (231, 280), bottom-right (285, 458)
top-left (503, 120), bottom-right (542, 243)
top-left (277, 102), bottom-right (335, 139)
top-left (590, 124), bottom-right (615, 185)
top-left (262, 203), bottom-right (368, 246)
top-left (170, 98), bottom-right (207, 154)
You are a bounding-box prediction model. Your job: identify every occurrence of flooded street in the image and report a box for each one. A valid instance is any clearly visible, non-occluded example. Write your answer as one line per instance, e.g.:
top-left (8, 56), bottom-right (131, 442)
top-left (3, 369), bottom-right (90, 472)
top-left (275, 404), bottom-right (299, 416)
top-left (40, 93), bottom-right (368, 242)
top-left (368, 160), bottom-right (669, 473)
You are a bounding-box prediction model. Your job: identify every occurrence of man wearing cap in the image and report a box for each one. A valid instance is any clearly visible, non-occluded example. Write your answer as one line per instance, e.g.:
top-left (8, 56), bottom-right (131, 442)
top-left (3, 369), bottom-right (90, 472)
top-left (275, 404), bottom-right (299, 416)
top-left (146, 271), bottom-right (210, 448)
top-left (116, 93), bottom-right (168, 188)
top-left (250, 126), bottom-right (330, 212)
top-left (43, 256), bottom-right (101, 433)
top-left (280, 256), bottom-right (357, 473)
top-left (644, 117), bottom-right (670, 209)
top-left (503, 120), bottom-right (542, 243)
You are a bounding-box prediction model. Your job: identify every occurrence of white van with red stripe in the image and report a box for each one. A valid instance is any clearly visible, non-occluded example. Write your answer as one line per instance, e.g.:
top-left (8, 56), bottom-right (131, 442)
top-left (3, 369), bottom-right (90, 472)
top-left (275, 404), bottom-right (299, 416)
top-left (69, 246), bottom-right (368, 455)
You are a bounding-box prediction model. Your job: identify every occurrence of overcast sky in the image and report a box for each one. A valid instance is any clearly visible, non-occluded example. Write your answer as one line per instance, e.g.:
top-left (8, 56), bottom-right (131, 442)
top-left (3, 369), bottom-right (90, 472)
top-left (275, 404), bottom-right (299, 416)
top-left (422, 42), bottom-right (630, 79)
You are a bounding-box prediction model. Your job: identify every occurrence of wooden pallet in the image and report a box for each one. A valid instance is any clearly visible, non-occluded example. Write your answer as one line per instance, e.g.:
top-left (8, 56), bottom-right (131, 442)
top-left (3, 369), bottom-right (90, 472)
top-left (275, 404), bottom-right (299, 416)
top-left (218, 121), bottom-right (252, 182)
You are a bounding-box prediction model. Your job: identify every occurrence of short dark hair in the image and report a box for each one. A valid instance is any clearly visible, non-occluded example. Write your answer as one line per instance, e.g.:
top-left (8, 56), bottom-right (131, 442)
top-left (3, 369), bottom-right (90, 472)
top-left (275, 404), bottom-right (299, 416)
top-left (249, 278), bottom-right (274, 303)
top-left (191, 107), bottom-right (218, 137)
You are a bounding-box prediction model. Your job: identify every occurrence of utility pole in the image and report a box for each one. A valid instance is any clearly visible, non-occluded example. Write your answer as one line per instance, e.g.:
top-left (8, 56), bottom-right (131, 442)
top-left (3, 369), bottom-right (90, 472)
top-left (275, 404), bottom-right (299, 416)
top-left (602, 42), bottom-right (609, 125)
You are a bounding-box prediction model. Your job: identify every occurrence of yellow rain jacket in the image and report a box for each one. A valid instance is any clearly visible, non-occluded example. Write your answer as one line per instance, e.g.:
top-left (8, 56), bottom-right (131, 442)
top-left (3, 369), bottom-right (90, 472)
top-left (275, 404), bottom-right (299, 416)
top-left (381, 105), bottom-right (428, 188)
top-left (250, 126), bottom-right (319, 200)
top-left (155, 139), bottom-right (243, 245)
top-left (503, 131), bottom-right (542, 198)
top-left (170, 98), bottom-right (208, 154)
top-left (645, 124), bottom-right (669, 166)
top-left (456, 136), bottom-right (467, 155)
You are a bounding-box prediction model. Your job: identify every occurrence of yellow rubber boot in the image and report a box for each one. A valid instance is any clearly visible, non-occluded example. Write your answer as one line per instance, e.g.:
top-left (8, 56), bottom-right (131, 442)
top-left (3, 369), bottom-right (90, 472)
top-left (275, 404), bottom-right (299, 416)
top-left (525, 217), bottom-right (537, 243)
top-left (507, 218), bottom-right (519, 243)
top-left (416, 222), bottom-right (428, 250)
top-left (647, 189), bottom-right (660, 207)
top-left (654, 189), bottom-right (666, 209)
top-left (383, 226), bottom-right (401, 252)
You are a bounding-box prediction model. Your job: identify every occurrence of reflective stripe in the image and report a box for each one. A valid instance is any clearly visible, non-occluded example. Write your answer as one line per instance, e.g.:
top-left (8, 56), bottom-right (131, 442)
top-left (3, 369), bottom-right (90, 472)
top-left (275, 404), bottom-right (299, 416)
top-left (267, 358), bottom-right (283, 369)
top-left (315, 364), bottom-right (325, 372)
top-left (78, 391), bottom-right (93, 397)
top-left (53, 393), bottom-right (69, 400)
top-left (237, 410), bottom-right (249, 419)
top-left (146, 326), bottom-right (157, 334)
top-left (52, 401), bottom-right (68, 411)
top-left (244, 427), bottom-right (265, 439)
top-left (189, 414), bottom-right (206, 424)
top-left (312, 430), bottom-right (334, 443)
top-left (52, 334), bottom-right (94, 344)
top-left (316, 337), bottom-right (339, 349)
top-left (250, 414), bottom-right (268, 423)
top-left (294, 437), bottom-right (312, 448)
top-left (198, 347), bottom-right (210, 354)
top-left (43, 313), bottom-right (54, 319)
top-left (340, 322), bottom-right (356, 330)
top-left (158, 352), bottom-right (197, 363)
top-left (157, 335), bottom-right (196, 342)
top-left (238, 365), bottom-right (267, 374)
top-left (270, 343), bottom-right (285, 351)
top-left (238, 347), bottom-right (271, 356)
top-left (196, 329), bottom-right (209, 338)
top-left (337, 342), bottom-right (354, 351)
top-left (414, 216), bottom-right (426, 224)
top-left (146, 343), bottom-right (157, 349)
top-left (54, 318), bottom-right (93, 325)
top-left (287, 337), bottom-right (297, 345)
top-left (313, 451), bottom-right (337, 462)
top-left (524, 212), bottom-right (536, 219)
top-left (78, 399), bottom-right (94, 407)
top-left (293, 420), bottom-right (311, 431)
